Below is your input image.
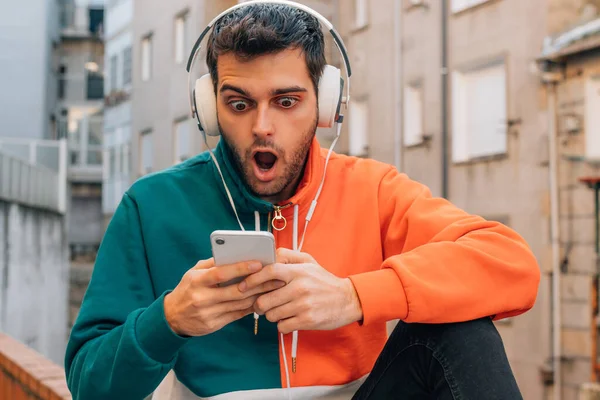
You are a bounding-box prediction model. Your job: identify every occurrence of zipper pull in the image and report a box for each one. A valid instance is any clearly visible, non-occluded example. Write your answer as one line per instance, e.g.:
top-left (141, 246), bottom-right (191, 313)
top-left (272, 203), bottom-right (292, 231)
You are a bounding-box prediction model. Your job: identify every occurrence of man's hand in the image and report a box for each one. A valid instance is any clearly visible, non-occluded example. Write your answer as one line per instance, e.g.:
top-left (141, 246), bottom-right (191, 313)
top-left (238, 248), bottom-right (363, 334)
top-left (164, 258), bottom-right (285, 337)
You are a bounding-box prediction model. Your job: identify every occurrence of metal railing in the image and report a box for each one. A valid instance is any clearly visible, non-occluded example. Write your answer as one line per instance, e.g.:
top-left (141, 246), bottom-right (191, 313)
top-left (58, 75), bottom-right (104, 102)
top-left (0, 139), bottom-right (67, 214)
top-left (60, 2), bottom-right (104, 38)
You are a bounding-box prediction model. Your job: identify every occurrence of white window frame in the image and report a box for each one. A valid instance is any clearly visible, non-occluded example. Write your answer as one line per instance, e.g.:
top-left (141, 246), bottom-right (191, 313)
top-left (141, 34), bottom-right (152, 82)
top-left (174, 11), bottom-right (189, 64)
top-left (139, 129), bottom-right (153, 175)
top-left (354, 0), bottom-right (368, 29)
top-left (109, 54), bottom-right (118, 92)
top-left (452, 58), bottom-right (508, 163)
top-left (348, 98), bottom-right (369, 157)
top-left (123, 46), bottom-right (132, 87)
top-left (403, 82), bottom-right (424, 147)
top-left (451, 0), bottom-right (493, 13)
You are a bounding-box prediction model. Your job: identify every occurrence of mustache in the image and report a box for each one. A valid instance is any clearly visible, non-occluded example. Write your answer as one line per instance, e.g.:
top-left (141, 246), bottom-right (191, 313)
top-left (246, 139), bottom-right (285, 156)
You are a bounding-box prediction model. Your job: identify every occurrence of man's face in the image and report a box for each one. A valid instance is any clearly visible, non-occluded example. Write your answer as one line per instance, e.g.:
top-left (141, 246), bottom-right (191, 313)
top-left (216, 48), bottom-right (318, 203)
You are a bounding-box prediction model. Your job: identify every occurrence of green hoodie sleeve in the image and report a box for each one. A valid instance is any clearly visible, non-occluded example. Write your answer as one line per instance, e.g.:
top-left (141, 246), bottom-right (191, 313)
top-left (65, 192), bottom-right (189, 400)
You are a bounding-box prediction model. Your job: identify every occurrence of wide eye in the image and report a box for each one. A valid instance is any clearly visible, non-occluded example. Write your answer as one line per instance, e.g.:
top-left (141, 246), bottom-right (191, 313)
top-left (229, 100), bottom-right (249, 112)
top-left (276, 97), bottom-right (298, 109)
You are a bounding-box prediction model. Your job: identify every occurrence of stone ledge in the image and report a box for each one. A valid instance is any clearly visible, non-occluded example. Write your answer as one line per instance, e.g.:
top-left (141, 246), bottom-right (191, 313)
top-left (0, 333), bottom-right (71, 399)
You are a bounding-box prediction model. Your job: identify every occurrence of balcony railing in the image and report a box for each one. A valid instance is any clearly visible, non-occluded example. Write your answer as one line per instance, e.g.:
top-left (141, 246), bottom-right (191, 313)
top-left (57, 114), bottom-right (103, 183)
top-left (60, 3), bottom-right (104, 39)
top-left (58, 74), bottom-right (104, 103)
top-left (0, 139), bottom-right (67, 214)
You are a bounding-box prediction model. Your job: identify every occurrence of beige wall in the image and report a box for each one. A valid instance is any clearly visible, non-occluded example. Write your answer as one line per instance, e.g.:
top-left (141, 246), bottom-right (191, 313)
top-left (553, 52), bottom-right (600, 399)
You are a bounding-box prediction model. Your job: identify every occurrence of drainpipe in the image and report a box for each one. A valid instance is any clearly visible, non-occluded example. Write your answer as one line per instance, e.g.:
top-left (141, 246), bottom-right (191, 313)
top-left (546, 75), bottom-right (562, 400)
top-left (393, 0), bottom-right (403, 171)
top-left (441, 0), bottom-right (449, 198)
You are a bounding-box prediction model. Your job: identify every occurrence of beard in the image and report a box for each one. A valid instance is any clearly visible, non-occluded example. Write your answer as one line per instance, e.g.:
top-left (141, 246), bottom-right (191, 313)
top-left (219, 119), bottom-right (317, 199)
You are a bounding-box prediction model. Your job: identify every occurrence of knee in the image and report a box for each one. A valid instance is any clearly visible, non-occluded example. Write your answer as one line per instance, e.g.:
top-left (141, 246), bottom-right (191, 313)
top-left (397, 317), bottom-right (504, 350)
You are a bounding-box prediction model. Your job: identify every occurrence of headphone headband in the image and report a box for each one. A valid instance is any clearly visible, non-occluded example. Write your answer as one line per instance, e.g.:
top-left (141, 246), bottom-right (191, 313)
top-left (186, 0), bottom-right (351, 120)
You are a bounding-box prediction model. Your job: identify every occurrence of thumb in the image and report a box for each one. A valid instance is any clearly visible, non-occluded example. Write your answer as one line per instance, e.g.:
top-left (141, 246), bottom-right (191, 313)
top-left (276, 248), bottom-right (315, 264)
top-left (192, 257), bottom-right (215, 270)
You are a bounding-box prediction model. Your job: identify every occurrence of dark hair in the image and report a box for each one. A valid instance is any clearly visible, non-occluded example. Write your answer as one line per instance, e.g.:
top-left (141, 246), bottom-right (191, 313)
top-left (205, 3), bottom-right (326, 95)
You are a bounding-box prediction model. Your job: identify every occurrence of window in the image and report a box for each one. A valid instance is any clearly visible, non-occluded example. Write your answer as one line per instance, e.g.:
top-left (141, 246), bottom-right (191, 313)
top-left (452, 60), bottom-right (507, 162)
top-left (139, 129), bottom-right (153, 175)
top-left (174, 118), bottom-right (192, 163)
top-left (174, 12), bottom-right (189, 64)
top-left (110, 54), bottom-right (118, 92)
top-left (585, 76), bottom-right (600, 161)
top-left (403, 83), bottom-right (424, 146)
top-left (122, 142), bottom-right (131, 176)
top-left (123, 47), bottom-right (132, 86)
top-left (141, 34), bottom-right (152, 81)
top-left (349, 99), bottom-right (369, 157)
top-left (354, 0), bottom-right (368, 29)
top-left (86, 71), bottom-right (104, 99)
top-left (452, 0), bottom-right (492, 13)
top-left (109, 146), bottom-right (118, 178)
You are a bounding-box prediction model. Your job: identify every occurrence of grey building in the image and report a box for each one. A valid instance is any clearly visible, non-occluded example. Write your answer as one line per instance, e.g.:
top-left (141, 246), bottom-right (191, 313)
top-left (102, 0), bottom-right (133, 220)
top-left (0, 0), bottom-right (61, 140)
top-left (57, 0), bottom-right (105, 259)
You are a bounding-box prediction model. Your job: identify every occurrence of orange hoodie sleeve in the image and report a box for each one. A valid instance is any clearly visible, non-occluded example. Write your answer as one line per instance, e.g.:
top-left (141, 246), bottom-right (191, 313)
top-left (348, 166), bottom-right (541, 326)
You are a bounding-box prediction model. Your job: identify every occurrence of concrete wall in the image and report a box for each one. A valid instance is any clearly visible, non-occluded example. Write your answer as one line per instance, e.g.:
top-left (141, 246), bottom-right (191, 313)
top-left (0, 200), bottom-right (69, 366)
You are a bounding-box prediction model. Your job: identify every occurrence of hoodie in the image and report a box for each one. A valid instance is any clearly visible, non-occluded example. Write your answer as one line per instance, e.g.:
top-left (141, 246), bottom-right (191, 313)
top-left (64, 136), bottom-right (540, 400)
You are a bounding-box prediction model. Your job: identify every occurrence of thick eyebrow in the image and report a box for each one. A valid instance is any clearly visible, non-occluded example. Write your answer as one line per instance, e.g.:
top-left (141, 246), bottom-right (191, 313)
top-left (270, 86), bottom-right (307, 96)
top-left (220, 84), bottom-right (249, 97)
top-left (219, 84), bottom-right (308, 98)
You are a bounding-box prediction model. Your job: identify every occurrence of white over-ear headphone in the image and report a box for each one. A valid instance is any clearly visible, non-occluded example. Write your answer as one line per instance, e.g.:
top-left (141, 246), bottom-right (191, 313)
top-left (185, 0), bottom-right (352, 137)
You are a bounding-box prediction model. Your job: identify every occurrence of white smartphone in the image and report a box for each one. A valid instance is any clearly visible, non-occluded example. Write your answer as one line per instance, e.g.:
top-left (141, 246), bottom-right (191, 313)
top-left (210, 230), bottom-right (276, 286)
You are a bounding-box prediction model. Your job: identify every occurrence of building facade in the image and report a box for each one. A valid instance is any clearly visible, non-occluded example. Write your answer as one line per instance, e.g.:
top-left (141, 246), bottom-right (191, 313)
top-left (0, 0), bottom-right (61, 140)
top-left (330, 0), bottom-right (600, 399)
top-left (102, 0), bottom-right (134, 219)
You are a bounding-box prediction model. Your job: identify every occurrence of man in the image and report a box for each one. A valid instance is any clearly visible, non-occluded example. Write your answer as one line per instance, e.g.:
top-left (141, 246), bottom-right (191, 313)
top-left (65, 3), bottom-right (540, 400)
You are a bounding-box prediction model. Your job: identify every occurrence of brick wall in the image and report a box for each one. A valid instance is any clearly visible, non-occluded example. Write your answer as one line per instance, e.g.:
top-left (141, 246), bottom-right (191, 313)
top-left (0, 333), bottom-right (71, 399)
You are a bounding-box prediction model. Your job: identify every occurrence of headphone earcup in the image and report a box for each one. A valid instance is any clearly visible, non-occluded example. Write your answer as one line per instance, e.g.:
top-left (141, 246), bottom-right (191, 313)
top-left (194, 74), bottom-right (220, 136)
top-left (317, 65), bottom-right (342, 128)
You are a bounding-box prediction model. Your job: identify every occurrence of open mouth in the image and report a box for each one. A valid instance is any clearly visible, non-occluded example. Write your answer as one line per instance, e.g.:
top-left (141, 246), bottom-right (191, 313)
top-left (251, 150), bottom-right (278, 182)
top-left (254, 151), bottom-right (277, 171)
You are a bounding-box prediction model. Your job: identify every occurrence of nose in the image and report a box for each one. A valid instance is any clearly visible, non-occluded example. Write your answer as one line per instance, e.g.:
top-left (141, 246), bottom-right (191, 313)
top-left (252, 103), bottom-right (274, 139)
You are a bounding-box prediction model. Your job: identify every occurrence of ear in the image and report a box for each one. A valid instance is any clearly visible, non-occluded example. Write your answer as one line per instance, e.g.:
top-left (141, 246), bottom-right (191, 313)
top-left (317, 65), bottom-right (342, 128)
top-left (194, 74), bottom-right (221, 136)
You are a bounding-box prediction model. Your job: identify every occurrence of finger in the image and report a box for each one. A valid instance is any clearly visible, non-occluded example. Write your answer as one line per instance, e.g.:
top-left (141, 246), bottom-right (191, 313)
top-left (214, 295), bottom-right (259, 315)
top-left (276, 248), bottom-right (316, 264)
top-left (219, 279), bottom-right (286, 302)
top-left (239, 263), bottom-right (292, 292)
top-left (191, 258), bottom-right (215, 270)
top-left (254, 282), bottom-right (296, 315)
top-left (215, 306), bottom-right (255, 329)
top-left (277, 317), bottom-right (303, 335)
top-left (203, 260), bottom-right (262, 286)
top-left (264, 300), bottom-right (300, 324)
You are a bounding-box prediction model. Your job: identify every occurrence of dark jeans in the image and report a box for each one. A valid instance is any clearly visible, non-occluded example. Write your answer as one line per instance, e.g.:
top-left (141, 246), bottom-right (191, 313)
top-left (352, 317), bottom-right (522, 400)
